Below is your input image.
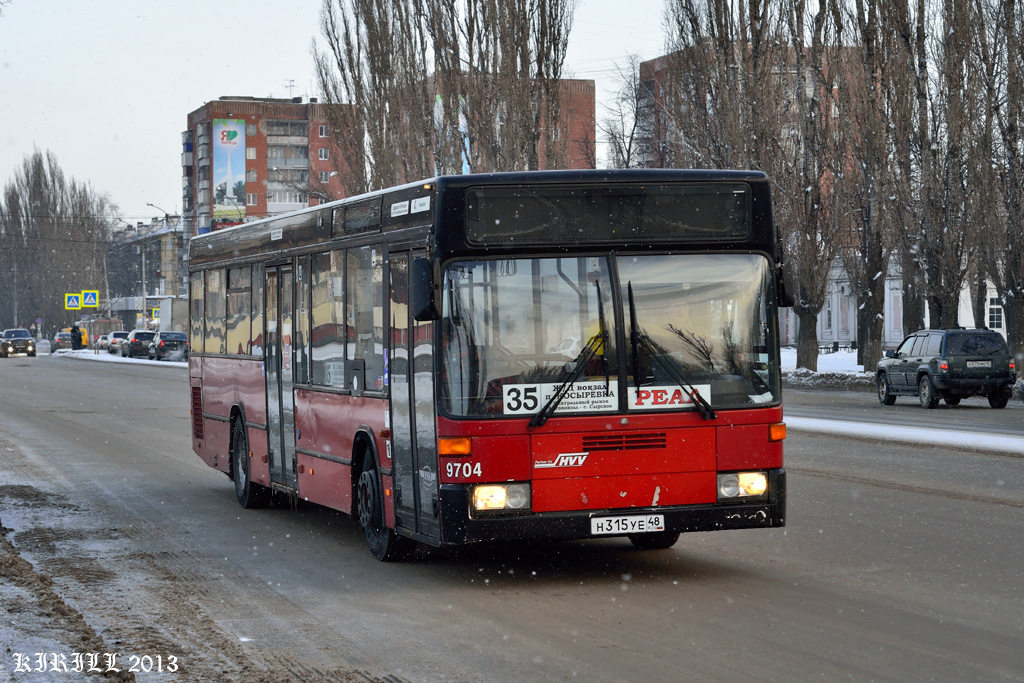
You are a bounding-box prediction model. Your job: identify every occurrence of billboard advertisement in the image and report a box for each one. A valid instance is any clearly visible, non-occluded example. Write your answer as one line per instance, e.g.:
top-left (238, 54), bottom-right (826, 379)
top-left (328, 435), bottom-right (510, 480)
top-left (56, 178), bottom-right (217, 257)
top-left (212, 118), bottom-right (246, 221)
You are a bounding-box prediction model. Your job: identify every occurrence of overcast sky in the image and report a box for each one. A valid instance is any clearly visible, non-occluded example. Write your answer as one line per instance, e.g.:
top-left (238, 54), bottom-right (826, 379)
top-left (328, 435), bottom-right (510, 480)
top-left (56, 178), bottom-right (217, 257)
top-left (0, 0), bottom-right (667, 224)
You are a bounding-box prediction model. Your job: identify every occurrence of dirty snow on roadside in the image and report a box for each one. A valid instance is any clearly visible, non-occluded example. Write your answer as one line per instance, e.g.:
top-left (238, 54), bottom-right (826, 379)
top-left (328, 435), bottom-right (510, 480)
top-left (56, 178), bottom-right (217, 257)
top-left (780, 348), bottom-right (874, 389)
top-left (0, 449), bottom-right (369, 683)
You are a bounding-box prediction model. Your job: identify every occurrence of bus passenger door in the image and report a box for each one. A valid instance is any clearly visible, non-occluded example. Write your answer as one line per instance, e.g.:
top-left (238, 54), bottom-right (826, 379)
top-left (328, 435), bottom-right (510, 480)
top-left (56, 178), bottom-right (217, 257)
top-left (266, 265), bottom-right (298, 489)
top-left (389, 251), bottom-right (440, 542)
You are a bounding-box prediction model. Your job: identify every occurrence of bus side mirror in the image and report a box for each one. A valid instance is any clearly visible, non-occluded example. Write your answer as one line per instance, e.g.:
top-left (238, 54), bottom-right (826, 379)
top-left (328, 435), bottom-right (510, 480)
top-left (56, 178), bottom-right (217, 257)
top-left (777, 259), bottom-right (795, 308)
top-left (411, 257), bottom-right (441, 321)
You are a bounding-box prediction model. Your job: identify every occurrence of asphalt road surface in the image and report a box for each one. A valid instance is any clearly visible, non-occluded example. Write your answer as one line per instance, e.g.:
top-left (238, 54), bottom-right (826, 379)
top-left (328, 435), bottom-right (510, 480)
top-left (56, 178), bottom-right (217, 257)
top-left (0, 355), bottom-right (1022, 682)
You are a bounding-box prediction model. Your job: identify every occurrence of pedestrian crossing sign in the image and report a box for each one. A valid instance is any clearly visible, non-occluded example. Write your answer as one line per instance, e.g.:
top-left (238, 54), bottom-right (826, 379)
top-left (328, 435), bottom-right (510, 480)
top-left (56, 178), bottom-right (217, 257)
top-left (81, 290), bottom-right (99, 308)
top-left (65, 293), bottom-right (81, 310)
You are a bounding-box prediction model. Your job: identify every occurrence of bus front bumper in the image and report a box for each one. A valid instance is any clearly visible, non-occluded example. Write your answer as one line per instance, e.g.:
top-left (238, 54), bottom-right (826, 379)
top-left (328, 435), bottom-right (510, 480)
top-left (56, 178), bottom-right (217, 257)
top-left (438, 468), bottom-right (786, 545)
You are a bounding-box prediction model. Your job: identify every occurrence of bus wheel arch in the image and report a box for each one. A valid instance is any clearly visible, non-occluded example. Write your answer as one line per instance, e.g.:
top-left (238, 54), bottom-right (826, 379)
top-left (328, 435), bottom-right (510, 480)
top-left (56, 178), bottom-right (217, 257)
top-left (228, 405), bottom-right (248, 481)
top-left (350, 431), bottom-right (375, 516)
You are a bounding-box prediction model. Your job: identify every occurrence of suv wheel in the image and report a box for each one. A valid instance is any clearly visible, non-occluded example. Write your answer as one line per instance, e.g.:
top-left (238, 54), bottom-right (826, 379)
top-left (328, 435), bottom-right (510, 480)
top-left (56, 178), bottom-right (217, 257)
top-left (988, 390), bottom-right (1010, 409)
top-left (918, 375), bottom-right (939, 409)
top-left (877, 374), bottom-right (896, 405)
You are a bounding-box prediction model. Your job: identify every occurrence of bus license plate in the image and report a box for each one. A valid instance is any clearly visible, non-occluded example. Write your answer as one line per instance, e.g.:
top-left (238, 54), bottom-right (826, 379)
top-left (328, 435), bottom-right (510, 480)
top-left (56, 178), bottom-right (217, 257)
top-left (591, 514), bottom-right (665, 536)
top-left (966, 360), bottom-right (991, 368)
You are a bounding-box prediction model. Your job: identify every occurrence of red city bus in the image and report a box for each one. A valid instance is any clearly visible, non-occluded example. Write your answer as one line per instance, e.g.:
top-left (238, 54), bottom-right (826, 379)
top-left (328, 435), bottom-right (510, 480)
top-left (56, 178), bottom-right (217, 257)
top-left (188, 169), bottom-right (794, 560)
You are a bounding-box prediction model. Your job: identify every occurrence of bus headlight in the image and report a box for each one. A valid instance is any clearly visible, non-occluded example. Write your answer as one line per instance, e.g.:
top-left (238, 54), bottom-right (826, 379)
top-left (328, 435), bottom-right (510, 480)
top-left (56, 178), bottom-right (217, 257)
top-left (717, 472), bottom-right (768, 501)
top-left (471, 483), bottom-right (531, 514)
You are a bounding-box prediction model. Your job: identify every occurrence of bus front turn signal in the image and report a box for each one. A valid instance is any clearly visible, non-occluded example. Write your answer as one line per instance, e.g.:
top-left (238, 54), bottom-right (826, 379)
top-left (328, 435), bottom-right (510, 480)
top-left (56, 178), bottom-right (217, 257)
top-left (438, 437), bottom-right (472, 456)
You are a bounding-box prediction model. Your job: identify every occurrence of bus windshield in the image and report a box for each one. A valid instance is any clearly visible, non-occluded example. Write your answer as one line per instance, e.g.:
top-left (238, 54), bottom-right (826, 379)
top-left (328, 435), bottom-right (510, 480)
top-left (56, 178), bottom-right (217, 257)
top-left (440, 253), bottom-right (780, 417)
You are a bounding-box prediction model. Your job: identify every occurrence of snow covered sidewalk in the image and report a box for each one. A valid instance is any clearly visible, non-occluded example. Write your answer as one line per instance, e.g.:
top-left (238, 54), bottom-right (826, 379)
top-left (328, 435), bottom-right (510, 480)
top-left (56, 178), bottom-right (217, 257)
top-left (786, 416), bottom-right (1024, 456)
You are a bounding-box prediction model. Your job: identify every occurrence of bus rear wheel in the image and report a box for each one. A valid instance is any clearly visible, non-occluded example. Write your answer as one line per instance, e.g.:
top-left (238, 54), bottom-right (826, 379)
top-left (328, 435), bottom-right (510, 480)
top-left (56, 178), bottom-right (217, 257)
top-left (357, 451), bottom-right (415, 562)
top-left (628, 530), bottom-right (680, 550)
top-left (232, 420), bottom-right (270, 509)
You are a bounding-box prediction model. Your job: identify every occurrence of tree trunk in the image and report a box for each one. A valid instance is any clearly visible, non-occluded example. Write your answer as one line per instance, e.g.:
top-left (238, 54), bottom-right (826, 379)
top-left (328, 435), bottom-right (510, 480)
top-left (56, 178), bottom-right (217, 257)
top-left (1003, 276), bottom-right (1024, 368)
top-left (856, 298), bottom-right (885, 373)
top-left (973, 269), bottom-right (987, 329)
top-left (796, 310), bottom-right (820, 371)
top-left (901, 250), bottom-right (926, 332)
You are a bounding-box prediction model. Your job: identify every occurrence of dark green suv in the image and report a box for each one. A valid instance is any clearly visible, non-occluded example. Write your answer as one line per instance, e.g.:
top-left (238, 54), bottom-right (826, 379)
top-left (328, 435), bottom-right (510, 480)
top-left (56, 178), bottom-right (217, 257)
top-left (877, 329), bottom-right (1016, 408)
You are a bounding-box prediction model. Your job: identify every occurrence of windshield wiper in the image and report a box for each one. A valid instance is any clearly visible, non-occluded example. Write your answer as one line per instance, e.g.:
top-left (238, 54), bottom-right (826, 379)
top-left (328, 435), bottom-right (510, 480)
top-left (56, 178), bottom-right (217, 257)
top-left (627, 282), bottom-right (717, 420)
top-left (527, 331), bottom-right (604, 430)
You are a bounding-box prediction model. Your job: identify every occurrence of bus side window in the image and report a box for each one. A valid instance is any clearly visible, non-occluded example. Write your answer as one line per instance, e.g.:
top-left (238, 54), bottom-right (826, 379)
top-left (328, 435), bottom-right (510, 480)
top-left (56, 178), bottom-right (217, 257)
top-left (190, 271), bottom-right (204, 354)
top-left (226, 265), bottom-right (252, 356)
top-left (205, 269), bottom-right (226, 355)
top-left (251, 263), bottom-right (264, 356)
top-left (348, 246), bottom-right (384, 392)
top-left (311, 251), bottom-right (347, 388)
top-left (295, 256), bottom-right (310, 384)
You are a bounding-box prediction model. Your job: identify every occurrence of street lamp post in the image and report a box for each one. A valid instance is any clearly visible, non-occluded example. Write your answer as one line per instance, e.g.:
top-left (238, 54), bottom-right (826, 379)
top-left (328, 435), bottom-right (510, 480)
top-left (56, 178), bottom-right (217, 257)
top-left (131, 224), bottom-right (146, 306)
top-left (118, 219), bottom-right (147, 324)
top-left (146, 202), bottom-right (171, 218)
top-left (142, 203), bottom-right (172, 325)
top-left (225, 195), bottom-right (244, 222)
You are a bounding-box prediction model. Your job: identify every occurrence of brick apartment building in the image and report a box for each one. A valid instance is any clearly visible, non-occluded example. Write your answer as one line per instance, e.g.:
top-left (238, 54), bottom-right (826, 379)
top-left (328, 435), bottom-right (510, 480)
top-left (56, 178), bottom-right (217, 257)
top-left (182, 84), bottom-right (595, 238)
top-left (182, 96), bottom-right (343, 239)
top-left (551, 79), bottom-right (598, 170)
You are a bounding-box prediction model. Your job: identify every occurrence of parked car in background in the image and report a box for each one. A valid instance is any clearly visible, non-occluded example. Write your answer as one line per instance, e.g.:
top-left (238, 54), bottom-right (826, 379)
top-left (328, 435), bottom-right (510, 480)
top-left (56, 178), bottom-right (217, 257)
top-left (121, 330), bottom-right (155, 358)
top-left (876, 328), bottom-right (1017, 408)
top-left (96, 334), bottom-right (109, 350)
top-left (1, 328), bottom-right (36, 357)
top-left (107, 331), bottom-right (129, 355)
top-left (148, 331), bottom-right (189, 361)
top-left (50, 332), bottom-right (72, 353)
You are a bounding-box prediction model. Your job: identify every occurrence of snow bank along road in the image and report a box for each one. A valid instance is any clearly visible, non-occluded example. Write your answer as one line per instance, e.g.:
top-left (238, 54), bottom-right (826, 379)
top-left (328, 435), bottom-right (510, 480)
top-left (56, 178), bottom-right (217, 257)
top-left (787, 416), bottom-right (1024, 456)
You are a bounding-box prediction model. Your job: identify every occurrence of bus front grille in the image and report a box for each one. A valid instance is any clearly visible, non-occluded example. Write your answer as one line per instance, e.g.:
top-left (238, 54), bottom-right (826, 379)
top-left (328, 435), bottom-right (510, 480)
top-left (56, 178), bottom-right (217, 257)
top-left (582, 432), bottom-right (667, 452)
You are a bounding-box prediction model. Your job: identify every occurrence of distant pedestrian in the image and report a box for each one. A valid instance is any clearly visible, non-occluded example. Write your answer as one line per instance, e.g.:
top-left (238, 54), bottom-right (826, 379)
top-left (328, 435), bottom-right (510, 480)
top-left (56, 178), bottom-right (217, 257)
top-left (70, 324), bottom-right (82, 350)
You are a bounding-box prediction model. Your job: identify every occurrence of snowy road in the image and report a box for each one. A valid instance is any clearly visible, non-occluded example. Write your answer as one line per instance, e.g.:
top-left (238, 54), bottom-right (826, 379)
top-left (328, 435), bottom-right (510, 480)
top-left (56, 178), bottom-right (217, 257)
top-left (1, 354), bottom-right (1022, 681)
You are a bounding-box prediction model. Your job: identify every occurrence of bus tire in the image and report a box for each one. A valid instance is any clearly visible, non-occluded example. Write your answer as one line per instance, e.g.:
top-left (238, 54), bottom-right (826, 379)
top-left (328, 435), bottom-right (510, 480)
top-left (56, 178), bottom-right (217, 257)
top-left (232, 420), bottom-right (270, 509)
top-left (628, 530), bottom-right (680, 550)
top-left (357, 450), bottom-right (415, 562)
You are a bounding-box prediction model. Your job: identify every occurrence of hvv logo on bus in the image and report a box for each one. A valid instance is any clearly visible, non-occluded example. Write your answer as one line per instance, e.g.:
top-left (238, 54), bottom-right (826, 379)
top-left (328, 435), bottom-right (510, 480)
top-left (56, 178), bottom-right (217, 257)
top-left (535, 452), bottom-right (589, 469)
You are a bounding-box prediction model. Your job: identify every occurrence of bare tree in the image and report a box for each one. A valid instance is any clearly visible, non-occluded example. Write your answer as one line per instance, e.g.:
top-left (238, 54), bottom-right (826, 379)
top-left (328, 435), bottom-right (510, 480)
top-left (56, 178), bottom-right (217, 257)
top-left (600, 55), bottom-right (648, 169)
top-left (834, 0), bottom-right (907, 372)
top-left (662, 0), bottom-right (789, 170)
top-left (973, 0), bottom-right (1024, 361)
top-left (880, 0), bottom-right (928, 336)
top-left (662, 0), bottom-right (851, 371)
top-left (313, 0), bottom-right (435, 196)
top-left (314, 0), bottom-right (578, 193)
top-left (426, 0), bottom-right (577, 173)
top-left (775, 0), bottom-right (850, 371)
top-left (0, 149), bottom-right (116, 333)
top-left (912, 0), bottom-right (977, 328)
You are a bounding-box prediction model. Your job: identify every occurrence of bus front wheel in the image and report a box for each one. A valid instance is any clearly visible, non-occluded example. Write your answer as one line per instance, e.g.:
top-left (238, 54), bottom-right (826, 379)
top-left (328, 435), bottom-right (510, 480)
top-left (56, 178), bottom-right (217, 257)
top-left (628, 530), bottom-right (680, 550)
top-left (357, 451), bottom-right (415, 562)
